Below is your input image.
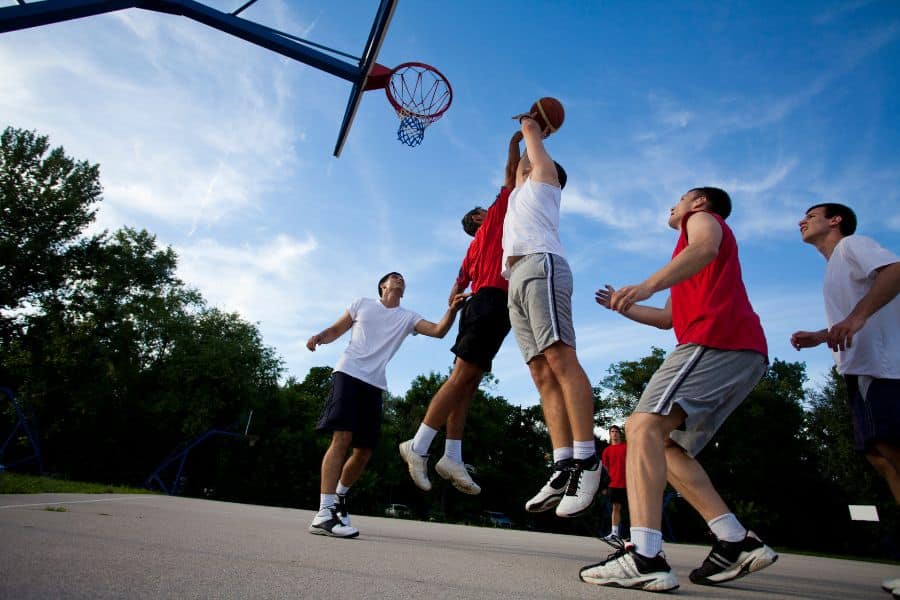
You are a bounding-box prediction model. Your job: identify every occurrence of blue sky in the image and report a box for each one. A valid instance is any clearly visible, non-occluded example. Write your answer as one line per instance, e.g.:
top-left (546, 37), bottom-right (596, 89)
top-left (2, 0), bottom-right (899, 409)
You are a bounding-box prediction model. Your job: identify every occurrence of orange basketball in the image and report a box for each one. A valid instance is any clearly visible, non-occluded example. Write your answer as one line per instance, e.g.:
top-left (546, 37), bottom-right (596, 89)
top-left (530, 97), bottom-right (565, 133)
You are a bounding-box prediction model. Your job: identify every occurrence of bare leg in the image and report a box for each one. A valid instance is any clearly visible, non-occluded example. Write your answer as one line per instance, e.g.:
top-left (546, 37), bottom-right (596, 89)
top-left (867, 443), bottom-right (900, 503)
top-left (320, 431), bottom-right (353, 494)
top-left (339, 447), bottom-right (374, 487)
top-left (424, 358), bottom-right (483, 436)
top-left (624, 409), bottom-right (685, 530)
top-left (611, 502), bottom-right (622, 528)
top-left (664, 439), bottom-right (730, 521)
top-left (542, 342), bottom-right (595, 442)
top-left (528, 355), bottom-right (573, 449)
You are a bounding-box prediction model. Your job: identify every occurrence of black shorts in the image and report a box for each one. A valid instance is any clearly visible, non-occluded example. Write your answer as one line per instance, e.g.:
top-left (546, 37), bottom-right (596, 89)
top-left (450, 287), bottom-right (511, 372)
top-left (315, 371), bottom-right (384, 449)
top-left (845, 375), bottom-right (900, 452)
top-left (608, 487), bottom-right (627, 505)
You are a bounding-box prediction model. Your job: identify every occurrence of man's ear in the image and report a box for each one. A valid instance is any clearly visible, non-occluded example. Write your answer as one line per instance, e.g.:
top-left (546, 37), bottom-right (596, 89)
top-left (829, 214), bottom-right (843, 229)
top-left (692, 194), bottom-right (707, 210)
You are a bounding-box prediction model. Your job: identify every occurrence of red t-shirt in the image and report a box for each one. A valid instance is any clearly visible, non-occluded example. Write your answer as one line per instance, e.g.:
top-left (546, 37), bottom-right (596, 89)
top-left (455, 187), bottom-right (510, 293)
top-left (601, 442), bottom-right (627, 488)
top-left (671, 211), bottom-right (767, 357)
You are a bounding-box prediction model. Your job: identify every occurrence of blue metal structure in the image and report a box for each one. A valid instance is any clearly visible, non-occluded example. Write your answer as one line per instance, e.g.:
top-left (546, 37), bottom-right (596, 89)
top-left (0, 0), bottom-right (398, 156)
top-left (145, 410), bottom-right (253, 495)
top-left (0, 387), bottom-right (45, 474)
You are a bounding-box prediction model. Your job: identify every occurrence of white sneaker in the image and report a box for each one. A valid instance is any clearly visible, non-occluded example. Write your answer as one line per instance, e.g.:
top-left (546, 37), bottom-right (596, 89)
top-left (580, 539), bottom-right (679, 592)
top-left (336, 494), bottom-right (351, 526)
top-left (399, 439), bottom-right (432, 491)
top-left (435, 456), bottom-right (481, 495)
top-left (308, 507), bottom-right (359, 538)
top-left (882, 576), bottom-right (900, 593)
top-left (556, 455), bottom-right (609, 518)
top-left (525, 459), bottom-right (573, 513)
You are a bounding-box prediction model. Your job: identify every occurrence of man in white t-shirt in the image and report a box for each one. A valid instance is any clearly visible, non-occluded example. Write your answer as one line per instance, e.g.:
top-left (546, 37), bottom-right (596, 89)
top-left (305, 272), bottom-right (466, 538)
top-left (791, 203), bottom-right (900, 594)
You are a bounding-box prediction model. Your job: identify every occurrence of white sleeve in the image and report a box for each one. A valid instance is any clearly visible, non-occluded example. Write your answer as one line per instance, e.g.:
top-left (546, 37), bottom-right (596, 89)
top-left (845, 236), bottom-right (899, 279)
top-left (348, 298), bottom-right (364, 319)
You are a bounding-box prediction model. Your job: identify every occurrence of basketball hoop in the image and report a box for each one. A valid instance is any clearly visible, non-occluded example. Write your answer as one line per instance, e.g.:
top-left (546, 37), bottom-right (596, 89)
top-left (365, 62), bottom-right (452, 148)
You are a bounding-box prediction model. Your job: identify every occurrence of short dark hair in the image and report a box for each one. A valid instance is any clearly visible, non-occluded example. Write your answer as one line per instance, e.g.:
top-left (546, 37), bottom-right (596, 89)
top-left (690, 187), bottom-right (731, 220)
top-left (554, 161), bottom-right (567, 190)
top-left (378, 271), bottom-right (403, 297)
top-left (609, 425), bottom-right (622, 434)
top-left (462, 207), bottom-right (484, 237)
top-left (806, 202), bottom-right (857, 235)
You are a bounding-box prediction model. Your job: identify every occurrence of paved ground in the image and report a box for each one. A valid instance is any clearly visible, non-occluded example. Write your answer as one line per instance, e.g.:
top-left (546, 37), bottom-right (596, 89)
top-left (1, 493), bottom-right (896, 599)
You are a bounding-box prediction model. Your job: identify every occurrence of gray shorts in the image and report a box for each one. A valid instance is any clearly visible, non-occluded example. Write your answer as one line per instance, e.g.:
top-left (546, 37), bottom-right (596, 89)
top-left (507, 253), bottom-right (576, 363)
top-left (636, 344), bottom-right (767, 457)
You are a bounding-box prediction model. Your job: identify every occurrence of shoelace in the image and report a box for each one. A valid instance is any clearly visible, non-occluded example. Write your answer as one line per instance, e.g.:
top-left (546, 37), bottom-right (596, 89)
top-left (600, 534), bottom-right (632, 562)
top-left (564, 463), bottom-right (583, 496)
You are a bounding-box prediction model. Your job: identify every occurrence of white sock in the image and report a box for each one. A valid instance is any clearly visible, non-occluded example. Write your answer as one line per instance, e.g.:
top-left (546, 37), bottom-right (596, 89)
top-left (611, 524), bottom-right (620, 536)
top-left (319, 493), bottom-right (337, 511)
top-left (444, 438), bottom-right (462, 463)
top-left (412, 423), bottom-right (438, 455)
top-left (553, 447), bottom-right (574, 462)
top-left (336, 482), bottom-right (351, 496)
top-left (708, 513), bottom-right (747, 542)
top-left (630, 527), bottom-right (663, 558)
top-left (573, 440), bottom-right (595, 461)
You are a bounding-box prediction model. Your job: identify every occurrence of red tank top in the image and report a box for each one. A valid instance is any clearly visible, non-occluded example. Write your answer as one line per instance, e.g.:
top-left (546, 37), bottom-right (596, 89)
top-left (601, 442), bottom-right (627, 488)
top-left (671, 211), bottom-right (767, 357)
top-left (455, 187), bottom-right (510, 293)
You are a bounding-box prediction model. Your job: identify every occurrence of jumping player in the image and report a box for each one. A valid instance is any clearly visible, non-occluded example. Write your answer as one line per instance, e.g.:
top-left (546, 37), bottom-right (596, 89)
top-left (399, 131), bottom-right (522, 495)
top-left (307, 272), bottom-right (465, 538)
top-left (502, 107), bottom-right (608, 519)
top-left (584, 188), bottom-right (777, 591)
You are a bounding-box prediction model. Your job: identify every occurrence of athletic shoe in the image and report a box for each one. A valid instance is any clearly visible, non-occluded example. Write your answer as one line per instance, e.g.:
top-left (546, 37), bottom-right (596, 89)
top-left (556, 455), bottom-right (610, 518)
top-left (603, 533), bottom-right (623, 543)
top-left (308, 507), bottom-right (359, 538)
top-left (689, 531), bottom-right (778, 585)
top-left (580, 537), bottom-right (679, 592)
top-left (336, 494), bottom-right (351, 526)
top-left (884, 577), bottom-right (900, 592)
top-left (399, 439), bottom-right (432, 491)
top-left (435, 456), bottom-right (481, 495)
top-left (525, 458), bottom-right (573, 512)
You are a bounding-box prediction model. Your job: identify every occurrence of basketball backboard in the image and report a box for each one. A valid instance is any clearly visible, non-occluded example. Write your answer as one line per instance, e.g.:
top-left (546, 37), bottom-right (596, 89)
top-left (0, 0), bottom-right (399, 157)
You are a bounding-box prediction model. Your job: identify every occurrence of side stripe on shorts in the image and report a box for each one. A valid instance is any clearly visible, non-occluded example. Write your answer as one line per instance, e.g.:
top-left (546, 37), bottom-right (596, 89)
top-left (653, 345), bottom-right (706, 412)
top-left (544, 253), bottom-right (560, 341)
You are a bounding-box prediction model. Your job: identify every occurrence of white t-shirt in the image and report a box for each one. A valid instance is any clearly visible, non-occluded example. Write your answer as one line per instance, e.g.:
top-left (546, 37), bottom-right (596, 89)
top-left (501, 178), bottom-right (565, 279)
top-left (823, 235), bottom-right (900, 378)
top-left (334, 297), bottom-right (423, 390)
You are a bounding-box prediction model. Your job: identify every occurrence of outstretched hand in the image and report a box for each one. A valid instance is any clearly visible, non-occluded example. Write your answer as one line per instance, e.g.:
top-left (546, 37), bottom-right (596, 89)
top-left (510, 130), bottom-right (524, 144)
top-left (306, 334), bottom-right (323, 352)
top-left (789, 330), bottom-right (825, 351)
top-left (449, 292), bottom-right (471, 311)
top-left (609, 282), bottom-right (653, 313)
top-left (595, 284), bottom-right (615, 310)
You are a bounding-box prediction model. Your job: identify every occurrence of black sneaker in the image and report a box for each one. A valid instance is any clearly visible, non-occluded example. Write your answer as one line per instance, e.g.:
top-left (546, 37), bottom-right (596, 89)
top-left (308, 507), bottom-right (359, 538)
top-left (525, 458), bottom-right (574, 512)
top-left (556, 455), bottom-right (610, 518)
top-left (689, 531), bottom-right (778, 585)
top-left (580, 536), bottom-right (679, 591)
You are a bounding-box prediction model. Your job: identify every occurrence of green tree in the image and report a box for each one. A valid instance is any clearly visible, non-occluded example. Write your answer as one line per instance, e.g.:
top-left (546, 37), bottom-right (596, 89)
top-left (594, 347), bottom-right (666, 427)
top-left (0, 126), bottom-right (102, 350)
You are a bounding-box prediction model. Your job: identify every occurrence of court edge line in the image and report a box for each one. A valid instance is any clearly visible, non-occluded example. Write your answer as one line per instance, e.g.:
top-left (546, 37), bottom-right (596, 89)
top-left (0, 496), bottom-right (154, 509)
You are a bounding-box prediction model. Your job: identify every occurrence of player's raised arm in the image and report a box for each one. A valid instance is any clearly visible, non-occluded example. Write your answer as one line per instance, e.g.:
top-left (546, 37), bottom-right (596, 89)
top-left (505, 130), bottom-right (523, 188)
top-left (518, 116), bottom-right (558, 187)
top-left (306, 311), bottom-right (353, 351)
top-left (596, 285), bottom-right (673, 330)
top-left (414, 293), bottom-right (468, 338)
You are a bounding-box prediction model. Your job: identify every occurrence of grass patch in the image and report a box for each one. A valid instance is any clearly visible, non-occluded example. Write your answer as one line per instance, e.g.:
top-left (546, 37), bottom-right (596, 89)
top-left (43, 506), bottom-right (68, 512)
top-left (0, 472), bottom-right (152, 495)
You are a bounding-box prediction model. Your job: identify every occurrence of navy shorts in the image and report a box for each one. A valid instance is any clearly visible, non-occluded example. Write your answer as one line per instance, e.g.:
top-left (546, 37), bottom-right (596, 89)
top-left (451, 287), bottom-right (511, 372)
top-left (845, 375), bottom-right (900, 452)
top-left (315, 371), bottom-right (384, 449)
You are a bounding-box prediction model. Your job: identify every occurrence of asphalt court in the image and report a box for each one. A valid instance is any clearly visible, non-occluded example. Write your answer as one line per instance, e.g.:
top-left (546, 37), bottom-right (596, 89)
top-left (1, 493), bottom-right (896, 599)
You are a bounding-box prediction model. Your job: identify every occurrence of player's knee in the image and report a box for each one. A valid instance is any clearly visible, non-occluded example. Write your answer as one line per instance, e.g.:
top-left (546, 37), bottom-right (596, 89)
top-left (330, 431), bottom-right (353, 451)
